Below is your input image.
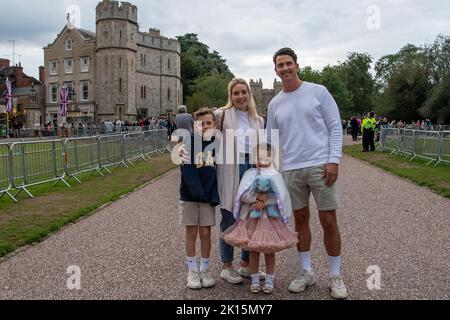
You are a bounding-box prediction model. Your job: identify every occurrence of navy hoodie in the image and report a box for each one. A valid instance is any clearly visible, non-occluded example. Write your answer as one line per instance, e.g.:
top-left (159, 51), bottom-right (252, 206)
top-left (180, 134), bottom-right (220, 206)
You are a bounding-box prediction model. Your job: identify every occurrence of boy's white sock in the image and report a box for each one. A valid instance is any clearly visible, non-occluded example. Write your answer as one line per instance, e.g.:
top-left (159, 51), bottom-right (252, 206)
top-left (299, 251), bottom-right (312, 273)
top-left (187, 257), bottom-right (198, 272)
top-left (200, 258), bottom-right (209, 273)
top-left (328, 256), bottom-right (341, 277)
top-left (251, 273), bottom-right (260, 285)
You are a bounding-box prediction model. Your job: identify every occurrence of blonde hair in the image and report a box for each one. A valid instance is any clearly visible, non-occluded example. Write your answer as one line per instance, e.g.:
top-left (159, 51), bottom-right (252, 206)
top-left (221, 78), bottom-right (259, 120)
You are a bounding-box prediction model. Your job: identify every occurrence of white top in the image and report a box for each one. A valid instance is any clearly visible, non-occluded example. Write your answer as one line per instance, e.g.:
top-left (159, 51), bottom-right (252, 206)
top-left (267, 82), bottom-right (342, 171)
top-left (235, 109), bottom-right (252, 154)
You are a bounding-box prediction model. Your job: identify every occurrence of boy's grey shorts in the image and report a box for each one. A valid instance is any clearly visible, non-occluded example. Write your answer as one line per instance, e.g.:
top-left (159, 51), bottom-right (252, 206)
top-left (181, 202), bottom-right (216, 227)
top-left (283, 165), bottom-right (340, 212)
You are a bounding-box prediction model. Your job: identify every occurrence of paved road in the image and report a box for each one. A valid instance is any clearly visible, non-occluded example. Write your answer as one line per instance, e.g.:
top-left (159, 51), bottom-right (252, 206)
top-left (0, 137), bottom-right (449, 300)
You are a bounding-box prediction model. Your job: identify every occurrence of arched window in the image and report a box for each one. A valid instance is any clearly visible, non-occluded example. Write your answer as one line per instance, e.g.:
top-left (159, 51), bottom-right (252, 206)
top-left (65, 38), bottom-right (73, 51)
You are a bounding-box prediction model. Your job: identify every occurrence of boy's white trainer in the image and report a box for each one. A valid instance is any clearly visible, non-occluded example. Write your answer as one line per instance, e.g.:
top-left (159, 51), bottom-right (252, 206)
top-left (200, 271), bottom-right (216, 288)
top-left (187, 271), bottom-right (202, 290)
top-left (220, 268), bottom-right (243, 284)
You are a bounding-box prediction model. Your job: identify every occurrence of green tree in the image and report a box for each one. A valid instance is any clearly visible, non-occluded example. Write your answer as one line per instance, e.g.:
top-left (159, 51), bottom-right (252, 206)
top-left (321, 66), bottom-right (352, 119)
top-left (337, 52), bottom-right (375, 116)
top-left (374, 44), bottom-right (431, 122)
top-left (176, 33), bottom-right (233, 103)
top-left (185, 73), bottom-right (233, 112)
top-left (420, 35), bottom-right (450, 123)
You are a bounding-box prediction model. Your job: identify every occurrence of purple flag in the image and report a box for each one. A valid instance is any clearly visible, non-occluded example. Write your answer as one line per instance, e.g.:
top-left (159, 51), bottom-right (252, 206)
top-left (5, 77), bottom-right (12, 113)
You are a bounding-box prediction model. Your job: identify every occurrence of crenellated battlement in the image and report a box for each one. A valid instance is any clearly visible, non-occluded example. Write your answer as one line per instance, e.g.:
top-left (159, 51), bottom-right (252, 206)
top-left (96, 0), bottom-right (138, 24)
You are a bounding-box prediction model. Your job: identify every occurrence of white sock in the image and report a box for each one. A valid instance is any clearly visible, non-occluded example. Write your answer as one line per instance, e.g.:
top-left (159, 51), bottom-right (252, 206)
top-left (200, 258), bottom-right (209, 272)
top-left (251, 273), bottom-right (260, 285)
top-left (187, 257), bottom-right (198, 272)
top-left (299, 251), bottom-right (312, 273)
top-left (328, 256), bottom-right (341, 277)
top-left (265, 274), bottom-right (275, 288)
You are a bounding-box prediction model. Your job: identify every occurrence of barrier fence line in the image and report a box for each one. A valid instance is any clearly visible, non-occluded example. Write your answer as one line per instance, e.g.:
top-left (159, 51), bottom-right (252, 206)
top-left (64, 136), bottom-right (103, 184)
top-left (1, 129), bottom-right (171, 203)
top-left (435, 131), bottom-right (450, 167)
top-left (0, 144), bottom-right (17, 202)
top-left (379, 127), bottom-right (448, 166)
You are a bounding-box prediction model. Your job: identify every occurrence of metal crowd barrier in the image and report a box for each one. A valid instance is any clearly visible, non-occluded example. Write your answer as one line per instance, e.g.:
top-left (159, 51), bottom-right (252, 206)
top-left (98, 135), bottom-right (129, 174)
top-left (435, 131), bottom-right (450, 167)
top-left (379, 127), bottom-right (448, 166)
top-left (64, 136), bottom-right (102, 184)
top-left (397, 129), bottom-right (416, 158)
top-left (9, 140), bottom-right (70, 199)
top-left (142, 130), bottom-right (159, 158)
top-left (0, 130), bottom-right (170, 203)
top-left (0, 144), bottom-right (16, 202)
top-left (412, 131), bottom-right (441, 165)
top-left (379, 128), bottom-right (400, 154)
top-left (123, 133), bottom-right (147, 166)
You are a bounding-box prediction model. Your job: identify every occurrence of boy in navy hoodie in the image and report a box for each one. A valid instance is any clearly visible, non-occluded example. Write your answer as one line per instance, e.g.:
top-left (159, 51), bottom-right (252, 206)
top-left (180, 108), bottom-right (220, 290)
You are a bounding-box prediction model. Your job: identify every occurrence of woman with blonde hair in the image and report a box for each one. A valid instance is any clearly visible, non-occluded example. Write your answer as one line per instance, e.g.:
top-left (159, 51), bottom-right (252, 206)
top-left (214, 78), bottom-right (265, 284)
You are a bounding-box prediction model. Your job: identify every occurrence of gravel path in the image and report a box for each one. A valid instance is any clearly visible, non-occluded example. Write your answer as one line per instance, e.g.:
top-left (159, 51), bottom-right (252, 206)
top-left (0, 137), bottom-right (449, 300)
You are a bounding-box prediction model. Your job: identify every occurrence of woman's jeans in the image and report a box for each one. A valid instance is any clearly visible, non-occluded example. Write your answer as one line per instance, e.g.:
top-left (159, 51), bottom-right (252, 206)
top-left (220, 159), bottom-right (254, 264)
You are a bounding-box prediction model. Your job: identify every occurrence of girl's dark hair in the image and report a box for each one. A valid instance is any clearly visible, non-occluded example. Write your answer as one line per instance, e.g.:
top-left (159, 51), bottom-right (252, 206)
top-left (273, 47), bottom-right (298, 65)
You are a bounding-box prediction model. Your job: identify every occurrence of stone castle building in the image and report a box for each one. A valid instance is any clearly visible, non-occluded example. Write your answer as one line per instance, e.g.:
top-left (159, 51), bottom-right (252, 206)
top-left (44, 0), bottom-right (182, 124)
top-left (249, 79), bottom-right (283, 116)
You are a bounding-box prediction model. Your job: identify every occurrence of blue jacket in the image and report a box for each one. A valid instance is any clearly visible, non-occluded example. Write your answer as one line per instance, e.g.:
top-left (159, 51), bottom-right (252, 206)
top-left (180, 135), bottom-right (220, 206)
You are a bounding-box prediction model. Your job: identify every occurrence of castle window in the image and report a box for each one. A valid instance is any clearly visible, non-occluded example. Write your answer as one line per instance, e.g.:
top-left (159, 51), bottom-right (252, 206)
top-left (119, 57), bottom-right (122, 70)
top-left (167, 88), bottom-right (171, 101)
top-left (65, 38), bottom-right (73, 51)
top-left (119, 30), bottom-right (122, 42)
top-left (64, 59), bottom-right (73, 74)
top-left (119, 78), bottom-right (122, 93)
top-left (50, 84), bottom-right (58, 102)
top-left (168, 58), bottom-right (171, 70)
top-left (80, 57), bottom-right (89, 72)
top-left (81, 81), bottom-right (89, 101)
top-left (141, 86), bottom-right (147, 99)
top-left (49, 60), bottom-right (58, 76)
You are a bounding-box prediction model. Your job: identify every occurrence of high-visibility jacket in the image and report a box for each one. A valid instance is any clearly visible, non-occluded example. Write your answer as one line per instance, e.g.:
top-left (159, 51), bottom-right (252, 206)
top-left (361, 118), bottom-right (376, 132)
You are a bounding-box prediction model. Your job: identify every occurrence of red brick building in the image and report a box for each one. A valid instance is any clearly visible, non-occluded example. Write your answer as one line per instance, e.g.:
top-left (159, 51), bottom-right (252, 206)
top-left (0, 58), bottom-right (45, 133)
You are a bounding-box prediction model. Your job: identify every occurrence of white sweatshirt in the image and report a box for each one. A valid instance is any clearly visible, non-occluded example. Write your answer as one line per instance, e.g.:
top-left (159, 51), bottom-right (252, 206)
top-left (267, 82), bottom-right (343, 171)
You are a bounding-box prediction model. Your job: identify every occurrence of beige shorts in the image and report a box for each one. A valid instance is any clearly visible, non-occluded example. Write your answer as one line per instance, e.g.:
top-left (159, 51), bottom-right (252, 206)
top-left (181, 202), bottom-right (216, 227)
top-left (283, 165), bottom-right (340, 211)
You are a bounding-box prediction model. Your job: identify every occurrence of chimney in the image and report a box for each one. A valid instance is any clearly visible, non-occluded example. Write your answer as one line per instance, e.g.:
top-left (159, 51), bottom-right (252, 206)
top-left (39, 66), bottom-right (45, 83)
top-left (0, 58), bottom-right (10, 69)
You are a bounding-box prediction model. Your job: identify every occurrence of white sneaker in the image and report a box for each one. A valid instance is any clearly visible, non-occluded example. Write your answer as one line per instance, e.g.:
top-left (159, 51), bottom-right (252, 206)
top-left (329, 275), bottom-right (349, 300)
top-left (220, 268), bottom-right (243, 284)
top-left (288, 270), bottom-right (315, 293)
top-left (200, 271), bottom-right (216, 288)
top-left (187, 271), bottom-right (202, 290)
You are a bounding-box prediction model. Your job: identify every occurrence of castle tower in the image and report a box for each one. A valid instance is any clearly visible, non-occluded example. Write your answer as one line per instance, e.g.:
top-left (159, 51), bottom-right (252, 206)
top-left (95, 0), bottom-right (138, 120)
top-left (249, 79), bottom-right (263, 114)
top-left (273, 79), bottom-right (283, 96)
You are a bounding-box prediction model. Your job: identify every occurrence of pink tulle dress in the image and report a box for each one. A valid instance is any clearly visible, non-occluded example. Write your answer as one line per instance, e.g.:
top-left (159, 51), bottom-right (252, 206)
top-left (222, 195), bottom-right (298, 254)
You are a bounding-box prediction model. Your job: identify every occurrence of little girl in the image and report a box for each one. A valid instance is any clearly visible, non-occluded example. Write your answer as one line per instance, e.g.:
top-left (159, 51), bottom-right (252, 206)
top-left (222, 143), bottom-right (298, 294)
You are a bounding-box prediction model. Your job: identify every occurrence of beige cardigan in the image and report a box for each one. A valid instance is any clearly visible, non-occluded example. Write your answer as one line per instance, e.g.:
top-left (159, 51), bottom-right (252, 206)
top-left (215, 108), bottom-right (264, 213)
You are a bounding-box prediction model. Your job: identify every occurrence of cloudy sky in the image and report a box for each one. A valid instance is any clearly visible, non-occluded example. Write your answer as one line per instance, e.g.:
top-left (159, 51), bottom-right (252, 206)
top-left (1, 0), bottom-right (449, 88)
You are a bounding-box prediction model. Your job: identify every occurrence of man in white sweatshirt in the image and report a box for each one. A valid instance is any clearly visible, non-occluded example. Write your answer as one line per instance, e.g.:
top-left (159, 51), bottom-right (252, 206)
top-left (266, 48), bottom-right (348, 299)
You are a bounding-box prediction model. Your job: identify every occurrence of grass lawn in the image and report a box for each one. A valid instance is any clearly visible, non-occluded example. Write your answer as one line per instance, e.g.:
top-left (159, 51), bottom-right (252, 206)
top-left (0, 154), bottom-right (177, 258)
top-left (344, 144), bottom-right (450, 198)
